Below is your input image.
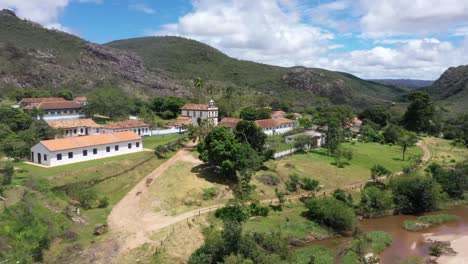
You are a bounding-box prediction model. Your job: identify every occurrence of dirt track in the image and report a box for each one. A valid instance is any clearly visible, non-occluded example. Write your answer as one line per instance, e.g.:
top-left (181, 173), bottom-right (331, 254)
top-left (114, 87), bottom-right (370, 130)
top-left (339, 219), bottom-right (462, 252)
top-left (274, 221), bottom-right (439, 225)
top-left (105, 140), bottom-right (431, 261)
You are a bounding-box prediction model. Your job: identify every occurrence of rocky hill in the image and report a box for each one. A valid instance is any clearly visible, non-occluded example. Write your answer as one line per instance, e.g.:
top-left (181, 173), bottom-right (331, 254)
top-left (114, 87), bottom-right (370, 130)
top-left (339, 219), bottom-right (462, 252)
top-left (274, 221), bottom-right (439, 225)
top-left (424, 65), bottom-right (468, 113)
top-left (0, 9), bottom-right (406, 109)
top-left (0, 9), bottom-right (188, 97)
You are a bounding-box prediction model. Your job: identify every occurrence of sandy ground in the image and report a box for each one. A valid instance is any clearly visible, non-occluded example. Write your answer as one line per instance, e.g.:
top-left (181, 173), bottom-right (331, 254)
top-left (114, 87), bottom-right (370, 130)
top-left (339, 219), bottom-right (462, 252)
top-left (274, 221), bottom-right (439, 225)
top-left (424, 234), bottom-right (468, 264)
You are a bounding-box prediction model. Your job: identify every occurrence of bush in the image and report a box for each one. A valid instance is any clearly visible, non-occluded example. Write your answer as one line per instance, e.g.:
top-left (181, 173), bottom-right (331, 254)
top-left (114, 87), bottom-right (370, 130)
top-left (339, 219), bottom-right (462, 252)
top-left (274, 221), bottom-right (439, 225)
top-left (359, 186), bottom-right (393, 218)
top-left (249, 203), bottom-right (270, 217)
top-left (215, 203), bottom-right (270, 222)
top-left (285, 173), bottom-right (300, 192)
top-left (403, 214), bottom-right (459, 231)
top-left (256, 174), bottom-right (280, 186)
top-left (301, 178), bottom-right (320, 192)
top-left (1, 162), bottom-right (14, 185)
top-left (304, 197), bottom-right (356, 232)
top-left (98, 196), bottom-right (109, 208)
top-left (332, 189), bottom-right (354, 208)
top-left (202, 187), bottom-right (218, 200)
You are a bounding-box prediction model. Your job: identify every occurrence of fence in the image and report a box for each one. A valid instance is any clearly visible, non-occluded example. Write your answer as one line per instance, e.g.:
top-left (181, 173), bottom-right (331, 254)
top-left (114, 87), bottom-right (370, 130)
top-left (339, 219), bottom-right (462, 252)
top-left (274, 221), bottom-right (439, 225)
top-left (150, 128), bottom-right (186, 136)
top-left (273, 147), bottom-right (299, 159)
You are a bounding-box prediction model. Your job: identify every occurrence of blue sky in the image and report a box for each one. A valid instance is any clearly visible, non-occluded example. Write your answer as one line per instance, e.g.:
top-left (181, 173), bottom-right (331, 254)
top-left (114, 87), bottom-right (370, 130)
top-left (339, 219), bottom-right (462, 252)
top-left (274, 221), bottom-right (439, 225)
top-left (2, 0), bottom-right (468, 79)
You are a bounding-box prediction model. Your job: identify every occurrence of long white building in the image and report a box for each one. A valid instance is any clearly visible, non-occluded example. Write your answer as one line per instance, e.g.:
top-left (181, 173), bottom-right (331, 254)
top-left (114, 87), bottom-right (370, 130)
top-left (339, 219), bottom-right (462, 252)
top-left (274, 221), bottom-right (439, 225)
top-left (255, 118), bottom-right (297, 136)
top-left (30, 131), bottom-right (143, 166)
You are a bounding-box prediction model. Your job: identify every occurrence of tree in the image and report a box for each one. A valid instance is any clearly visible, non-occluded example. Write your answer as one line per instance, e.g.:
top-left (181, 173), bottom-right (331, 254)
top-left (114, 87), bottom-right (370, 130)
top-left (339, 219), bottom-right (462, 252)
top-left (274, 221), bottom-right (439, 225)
top-left (163, 96), bottom-right (186, 118)
top-left (370, 165), bottom-right (391, 182)
top-left (326, 121), bottom-right (342, 156)
top-left (138, 106), bottom-right (157, 128)
top-left (398, 131), bottom-right (418, 161)
top-left (304, 197), bottom-right (356, 231)
top-left (450, 138), bottom-right (466, 150)
top-left (54, 89), bottom-right (74, 100)
top-left (0, 134), bottom-right (30, 159)
top-left (234, 120), bottom-right (266, 153)
top-left (429, 162), bottom-right (468, 199)
top-left (293, 135), bottom-right (315, 151)
top-left (359, 186), bottom-right (393, 217)
top-left (359, 105), bottom-right (391, 128)
top-left (85, 88), bottom-right (134, 119)
top-left (332, 189), bottom-right (354, 208)
top-left (198, 127), bottom-right (262, 181)
top-left (360, 125), bottom-right (383, 143)
top-left (2, 162), bottom-right (14, 185)
top-left (389, 174), bottom-right (445, 214)
top-left (194, 77), bottom-right (205, 103)
top-left (401, 91), bottom-right (435, 132)
top-left (0, 107), bottom-right (33, 132)
top-left (0, 123), bottom-right (13, 141)
top-left (382, 124), bottom-right (404, 144)
top-left (298, 117), bottom-right (313, 129)
top-left (239, 106), bottom-right (258, 121)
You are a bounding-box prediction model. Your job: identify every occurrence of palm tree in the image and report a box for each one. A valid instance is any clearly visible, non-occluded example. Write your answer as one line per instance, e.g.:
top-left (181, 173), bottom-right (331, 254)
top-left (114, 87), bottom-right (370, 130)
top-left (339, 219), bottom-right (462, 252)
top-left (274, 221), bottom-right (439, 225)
top-left (193, 77), bottom-right (204, 103)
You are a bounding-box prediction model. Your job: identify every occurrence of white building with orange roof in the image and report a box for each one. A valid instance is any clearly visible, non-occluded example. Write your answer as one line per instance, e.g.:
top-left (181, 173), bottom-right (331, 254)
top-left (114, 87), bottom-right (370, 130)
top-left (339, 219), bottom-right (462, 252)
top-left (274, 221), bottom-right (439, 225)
top-left (180, 99), bottom-right (218, 126)
top-left (73, 96), bottom-right (88, 105)
top-left (102, 120), bottom-right (151, 136)
top-left (30, 131), bottom-right (143, 166)
top-left (47, 118), bottom-right (102, 138)
top-left (218, 117), bottom-right (242, 132)
top-left (271, 110), bottom-right (286, 119)
top-left (255, 117), bottom-right (297, 136)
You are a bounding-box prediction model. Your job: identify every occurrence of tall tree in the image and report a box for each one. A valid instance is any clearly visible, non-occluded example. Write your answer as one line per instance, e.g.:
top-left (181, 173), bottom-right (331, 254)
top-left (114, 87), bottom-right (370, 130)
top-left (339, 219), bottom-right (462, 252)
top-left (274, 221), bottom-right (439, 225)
top-left (359, 105), bottom-right (391, 128)
top-left (193, 77), bottom-right (205, 103)
top-left (326, 121), bottom-right (343, 156)
top-left (402, 91), bottom-right (435, 132)
top-left (85, 88), bottom-right (134, 119)
top-left (398, 131), bottom-right (418, 161)
top-left (234, 120), bottom-right (266, 153)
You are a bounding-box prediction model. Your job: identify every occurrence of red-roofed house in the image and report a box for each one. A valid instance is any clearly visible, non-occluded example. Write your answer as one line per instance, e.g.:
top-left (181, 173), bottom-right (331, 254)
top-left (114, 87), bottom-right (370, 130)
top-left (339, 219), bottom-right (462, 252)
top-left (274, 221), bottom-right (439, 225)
top-left (73, 97), bottom-right (88, 105)
top-left (102, 120), bottom-right (151, 136)
top-left (271, 110), bottom-right (286, 119)
top-left (219, 117), bottom-right (242, 131)
top-left (23, 100), bottom-right (85, 121)
top-left (30, 131), bottom-right (143, 166)
top-left (255, 118), bottom-right (297, 136)
top-left (180, 99), bottom-right (218, 126)
top-left (48, 118), bottom-right (101, 137)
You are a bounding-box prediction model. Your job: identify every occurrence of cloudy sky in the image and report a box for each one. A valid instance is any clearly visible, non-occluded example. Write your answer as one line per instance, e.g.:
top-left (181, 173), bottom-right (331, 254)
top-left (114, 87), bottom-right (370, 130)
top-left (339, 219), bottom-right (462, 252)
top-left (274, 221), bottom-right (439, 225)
top-left (1, 0), bottom-right (468, 80)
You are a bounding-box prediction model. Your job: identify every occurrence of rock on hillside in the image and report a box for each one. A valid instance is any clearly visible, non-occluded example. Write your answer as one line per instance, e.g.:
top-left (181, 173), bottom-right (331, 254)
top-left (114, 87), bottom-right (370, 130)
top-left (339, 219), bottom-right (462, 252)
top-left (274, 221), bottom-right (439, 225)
top-left (0, 9), bottom-right (189, 97)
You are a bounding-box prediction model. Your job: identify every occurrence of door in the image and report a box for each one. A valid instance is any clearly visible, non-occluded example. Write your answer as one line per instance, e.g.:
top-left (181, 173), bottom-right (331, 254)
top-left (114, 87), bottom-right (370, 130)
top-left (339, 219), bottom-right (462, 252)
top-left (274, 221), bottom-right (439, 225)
top-left (37, 153), bottom-right (42, 164)
top-left (138, 128), bottom-right (141, 135)
top-left (86, 128), bottom-right (89, 135)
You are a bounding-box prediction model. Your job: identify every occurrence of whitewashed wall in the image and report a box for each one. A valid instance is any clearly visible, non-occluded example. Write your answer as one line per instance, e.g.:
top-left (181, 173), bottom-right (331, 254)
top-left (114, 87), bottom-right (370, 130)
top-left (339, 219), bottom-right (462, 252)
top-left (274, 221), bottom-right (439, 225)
top-left (30, 139), bottom-right (143, 166)
top-left (150, 127), bottom-right (186, 135)
top-left (102, 127), bottom-right (151, 136)
top-left (181, 109), bottom-right (218, 126)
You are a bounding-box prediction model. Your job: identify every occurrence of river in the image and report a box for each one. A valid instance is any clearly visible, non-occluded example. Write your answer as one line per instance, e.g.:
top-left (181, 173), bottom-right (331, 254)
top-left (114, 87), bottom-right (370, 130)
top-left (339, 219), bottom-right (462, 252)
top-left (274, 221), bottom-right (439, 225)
top-left (309, 205), bottom-right (468, 263)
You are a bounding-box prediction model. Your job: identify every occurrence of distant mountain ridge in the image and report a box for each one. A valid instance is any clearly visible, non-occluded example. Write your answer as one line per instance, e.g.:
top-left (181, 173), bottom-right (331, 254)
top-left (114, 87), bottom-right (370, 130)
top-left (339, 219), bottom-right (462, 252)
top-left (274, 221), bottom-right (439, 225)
top-left (0, 9), bottom-right (406, 109)
top-left (370, 79), bottom-right (434, 90)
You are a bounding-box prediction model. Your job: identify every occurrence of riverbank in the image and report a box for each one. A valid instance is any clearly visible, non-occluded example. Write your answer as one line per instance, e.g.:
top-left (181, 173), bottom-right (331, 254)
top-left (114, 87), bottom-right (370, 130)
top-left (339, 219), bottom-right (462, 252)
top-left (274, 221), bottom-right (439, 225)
top-left (424, 233), bottom-right (468, 264)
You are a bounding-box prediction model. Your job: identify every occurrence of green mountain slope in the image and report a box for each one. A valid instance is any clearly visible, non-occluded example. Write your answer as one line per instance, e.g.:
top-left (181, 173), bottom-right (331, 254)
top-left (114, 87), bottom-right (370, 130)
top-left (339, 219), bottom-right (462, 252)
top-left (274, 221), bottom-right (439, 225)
top-left (425, 65), bottom-right (468, 114)
top-left (106, 36), bottom-right (406, 108)
top-left (0, 9), bottom-right (189, 97)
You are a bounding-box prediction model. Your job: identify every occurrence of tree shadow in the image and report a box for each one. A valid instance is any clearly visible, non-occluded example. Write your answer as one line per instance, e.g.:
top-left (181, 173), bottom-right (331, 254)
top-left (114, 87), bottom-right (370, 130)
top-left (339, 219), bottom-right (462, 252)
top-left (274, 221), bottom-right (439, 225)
top-left (191, 163), bottom-right (235, 187)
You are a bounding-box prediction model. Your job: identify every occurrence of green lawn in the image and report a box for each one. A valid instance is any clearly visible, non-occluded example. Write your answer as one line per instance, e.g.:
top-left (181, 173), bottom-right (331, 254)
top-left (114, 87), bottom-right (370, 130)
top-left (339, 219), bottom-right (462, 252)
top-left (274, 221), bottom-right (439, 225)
top-left (143, 134), bottom-right (185, 149)
top-left (266, 135), bottom-right (295, 152)
top-left (255, 142), bottom-right (422, 192)
top-left (423, 137), bottom-right (468, 165)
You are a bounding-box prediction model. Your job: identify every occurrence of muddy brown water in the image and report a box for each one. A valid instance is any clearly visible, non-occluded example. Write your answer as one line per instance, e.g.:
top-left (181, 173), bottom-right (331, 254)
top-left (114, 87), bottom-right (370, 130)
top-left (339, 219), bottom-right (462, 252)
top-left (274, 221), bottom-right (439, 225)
top-left (307, 205), bottom-right (468, 263)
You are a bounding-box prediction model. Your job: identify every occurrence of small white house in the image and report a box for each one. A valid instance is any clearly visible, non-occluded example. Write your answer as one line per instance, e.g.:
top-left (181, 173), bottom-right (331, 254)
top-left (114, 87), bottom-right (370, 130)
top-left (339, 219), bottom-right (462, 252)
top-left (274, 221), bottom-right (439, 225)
top-left (180, 99), bottom-right (218, 126)
top-left (48, 118), bottom-right (101, 138)
top-left (102, 120), bottom-right (151, 136)
top-left (255, 118), bottom-right (297, 136)
top-left (285, 130), bottom-right (326, 147)
top-left (30, 131), bottom-right (143, 166)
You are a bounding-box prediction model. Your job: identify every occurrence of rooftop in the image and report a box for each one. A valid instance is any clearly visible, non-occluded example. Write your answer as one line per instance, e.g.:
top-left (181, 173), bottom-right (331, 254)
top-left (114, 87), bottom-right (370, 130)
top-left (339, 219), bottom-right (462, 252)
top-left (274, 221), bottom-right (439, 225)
top-left (47, 119), bottom-right (101, 129)
top-left (19, 97), bottom-right (67, 104)
top-left (23, 101), bottom-right (82, 110)
top-left (104, 120), bottom-right (150, 129)
top-left (39, 131), bottom-right (142, 152)
top-left (167, 116), bottom-right (192, 127)
top-left (219, 117), bottom-right (242, 128)
top-left (255, 117), bottom-right (296, 128)
top-left (181, 103), bottom-right (216, 111)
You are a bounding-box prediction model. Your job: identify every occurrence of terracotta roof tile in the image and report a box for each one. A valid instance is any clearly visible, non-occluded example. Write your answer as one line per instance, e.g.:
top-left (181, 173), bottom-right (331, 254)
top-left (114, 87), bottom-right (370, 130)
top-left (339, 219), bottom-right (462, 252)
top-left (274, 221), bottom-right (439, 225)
top-left (255, 118), bottom-right (296, 128)
top-left (181, 104), bottom-right (210, 110)
top-left (23, 101), bottom-right (82, 110)
top-left (168, 116), bottom-right (192, 127)
top-left (74, 97), bottom-right (87, 101)
top-left (219, 117), bottom-right (242, 128)
top-left (271, 110), bottom-right (286, 116)
top-left (47, 119), bottom-right (101, 129)
top-left (39, 131), bottom-right (142, 152)
top-left (104, 120), bottom-right (150, 129)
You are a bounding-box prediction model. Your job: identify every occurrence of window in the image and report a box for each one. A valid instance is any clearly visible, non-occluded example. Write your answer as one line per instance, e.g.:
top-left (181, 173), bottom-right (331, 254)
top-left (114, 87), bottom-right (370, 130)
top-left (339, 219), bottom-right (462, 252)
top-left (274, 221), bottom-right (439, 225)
top-left (96, 128), bottom-right (100, 133)
top-left (106, 146), bottom-right (110, 152)
top-left (80, 128), bottom-right (84, 134)
top-left (128, 143), bottom-right (132, 149)
top-left (93, 148), bottom-right (97, 154)
top-left (115, 145), bottom-right (119, 151)
top-left (83, 150), bottom-right (88, 156)
top-left (68, 152), bottom-right (73, 159)
top-left (57, 154), bottom-right (62, 160)
top-left (74, 129), bottom-right (77, 134)
top-left (136, 142), bottom-right (140, 148)
top-left (44, 154), bottom-right (47, 161)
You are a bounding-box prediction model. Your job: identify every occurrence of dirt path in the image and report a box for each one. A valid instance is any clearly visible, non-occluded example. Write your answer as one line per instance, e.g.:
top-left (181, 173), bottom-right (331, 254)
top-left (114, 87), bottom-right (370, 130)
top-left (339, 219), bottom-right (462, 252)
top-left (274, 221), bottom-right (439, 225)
top-left (105, 140), bottom-right (431, 261)
top-left (107, 142), bottom-right (203, 257)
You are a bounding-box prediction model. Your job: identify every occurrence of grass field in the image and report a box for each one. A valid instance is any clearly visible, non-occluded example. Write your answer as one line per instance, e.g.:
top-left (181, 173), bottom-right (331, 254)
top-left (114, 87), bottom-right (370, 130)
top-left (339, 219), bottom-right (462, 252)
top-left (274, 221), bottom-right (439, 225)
top-left (423, 137), bottom-right (468, 165)
top-left (147, 160), bottom-right (232, 215)
top-left (143, 134), bottom-right (185, 149)
top-left (273, 142), bottom-right (421, 190)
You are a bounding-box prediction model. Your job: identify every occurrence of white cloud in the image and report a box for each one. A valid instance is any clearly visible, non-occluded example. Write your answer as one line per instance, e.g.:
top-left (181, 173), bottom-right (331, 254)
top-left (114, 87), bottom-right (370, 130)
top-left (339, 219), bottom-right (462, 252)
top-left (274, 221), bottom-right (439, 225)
top-left (452, 26), bottom-right (468, 36)
top-left (129, 4), bottom-right (155, 14)
top-left (317, 38), bottom-right (468, 79)
top-left (150, 0), bottom-right (334, 67)
top-left (359, 0), bottom-right (468, 37)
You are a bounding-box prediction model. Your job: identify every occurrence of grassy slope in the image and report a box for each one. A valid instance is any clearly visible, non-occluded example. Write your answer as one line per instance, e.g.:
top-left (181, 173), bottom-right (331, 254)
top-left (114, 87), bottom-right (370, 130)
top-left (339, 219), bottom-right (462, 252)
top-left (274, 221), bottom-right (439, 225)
top-left (423, 137), bottom-right (468, 164)
top-left (106, 36), bottom-right (405, 108)
top-left (142, 134), bottom-right (184, 149)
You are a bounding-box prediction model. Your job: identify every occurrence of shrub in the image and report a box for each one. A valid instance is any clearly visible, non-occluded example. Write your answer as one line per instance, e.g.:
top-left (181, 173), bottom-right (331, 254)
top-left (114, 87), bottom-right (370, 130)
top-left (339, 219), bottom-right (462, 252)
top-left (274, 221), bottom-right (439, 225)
top-left (301, 178), bottom-right (320, 192)
top-left (332, 189), bottom-right (354, 208)
top-left (359, 186), bottom-right (393, 218)
top-left (403, 214), bottom-right (459, 231)
top-left (98, 196), bottom-right (109, 208)
top-left (285, 173), bottom-right (300, 192)
top-left (215, 205), bottom-right (251, 222)
top-left (202, 187), bottom-right (218, 200)
top-left (249, 203), bottom-right (270, 217)
top-left (256, 174), bottom-right (280, 186)
top-left (304, 197), bottom-right (356, 232)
